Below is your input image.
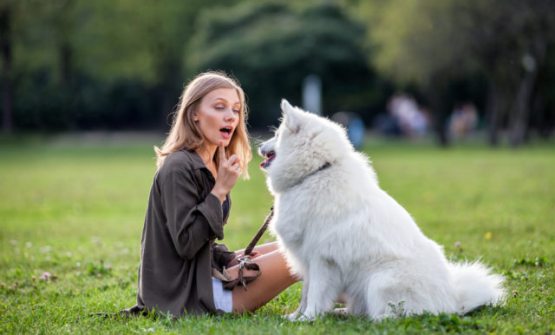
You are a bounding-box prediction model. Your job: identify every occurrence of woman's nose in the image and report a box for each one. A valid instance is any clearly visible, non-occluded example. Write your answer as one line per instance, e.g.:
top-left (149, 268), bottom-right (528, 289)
top-left (224, 109), bottom-right (237, 121)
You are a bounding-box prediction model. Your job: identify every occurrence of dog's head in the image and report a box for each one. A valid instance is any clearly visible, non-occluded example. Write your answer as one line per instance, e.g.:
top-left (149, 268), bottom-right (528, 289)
top-left (259, 99), bottom-right (353, 193)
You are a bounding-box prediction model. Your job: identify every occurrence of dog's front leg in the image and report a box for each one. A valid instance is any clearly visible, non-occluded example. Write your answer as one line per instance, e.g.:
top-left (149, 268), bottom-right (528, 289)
top-left (287, 279), bottom-right (309, 321)
top-left (297, 259), bottom-right (341, 321)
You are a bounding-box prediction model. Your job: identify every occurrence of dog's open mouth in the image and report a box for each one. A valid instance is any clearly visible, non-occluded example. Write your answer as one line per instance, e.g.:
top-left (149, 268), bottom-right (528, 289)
top-left (260, 151), bottom-right (276, 169)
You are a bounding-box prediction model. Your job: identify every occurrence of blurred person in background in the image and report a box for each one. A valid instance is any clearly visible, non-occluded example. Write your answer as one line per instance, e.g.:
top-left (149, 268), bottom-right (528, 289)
top-left (388, 93), bottom-right (430, 138)
top-left (375, 93), bottom-right (430, 138)
top-left (448, 103), bottom-right (478, 140)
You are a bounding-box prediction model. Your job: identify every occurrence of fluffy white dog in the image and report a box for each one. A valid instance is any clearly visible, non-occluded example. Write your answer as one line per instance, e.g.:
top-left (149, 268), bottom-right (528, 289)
top-left (259, 100), bottom-right (505, 321)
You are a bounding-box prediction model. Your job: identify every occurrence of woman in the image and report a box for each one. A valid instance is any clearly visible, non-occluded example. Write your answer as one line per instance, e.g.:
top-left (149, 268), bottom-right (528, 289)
top-left (130, 71), bottom-right (297, 316)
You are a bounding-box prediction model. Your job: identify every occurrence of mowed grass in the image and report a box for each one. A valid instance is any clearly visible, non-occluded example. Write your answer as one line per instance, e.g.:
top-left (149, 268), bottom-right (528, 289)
top-left (1, 134), bottom-right (554, 334)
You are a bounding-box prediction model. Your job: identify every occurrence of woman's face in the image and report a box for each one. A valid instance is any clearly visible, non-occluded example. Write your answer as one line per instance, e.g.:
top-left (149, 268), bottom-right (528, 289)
top-left (194, 88), bottom-right (242, 149)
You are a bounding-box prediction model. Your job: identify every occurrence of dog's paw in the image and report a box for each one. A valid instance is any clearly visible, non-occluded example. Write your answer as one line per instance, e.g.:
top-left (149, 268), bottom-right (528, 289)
top-left (284, 311), bottom-right (316, 322)
top-left (284, 311), bottom-right (300, 321)
top-left (295, 313), bottom-right (316, 322)
top-left (331, 307), bottom-right (348, 316)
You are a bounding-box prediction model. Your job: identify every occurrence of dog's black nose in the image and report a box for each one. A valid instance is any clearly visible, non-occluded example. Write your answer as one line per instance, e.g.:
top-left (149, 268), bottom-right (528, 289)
top-left (259, 144), bottom-right (270, 156)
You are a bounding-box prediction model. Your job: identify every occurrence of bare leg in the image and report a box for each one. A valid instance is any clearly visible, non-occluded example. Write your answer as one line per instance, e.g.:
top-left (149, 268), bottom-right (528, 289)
top-left (228, 249), bottom-right (298, 313)
top-left (234, 241), bottom-right (279, 258)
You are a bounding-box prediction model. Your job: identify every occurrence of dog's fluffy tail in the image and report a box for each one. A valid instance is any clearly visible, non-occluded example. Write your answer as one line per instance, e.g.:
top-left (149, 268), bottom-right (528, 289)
top-left (448, 261), bottom-right (505, 314)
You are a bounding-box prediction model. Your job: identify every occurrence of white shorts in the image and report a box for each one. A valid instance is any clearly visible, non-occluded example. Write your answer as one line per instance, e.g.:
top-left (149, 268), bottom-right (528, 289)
top-left (211, 277), bottom-right (233, 313)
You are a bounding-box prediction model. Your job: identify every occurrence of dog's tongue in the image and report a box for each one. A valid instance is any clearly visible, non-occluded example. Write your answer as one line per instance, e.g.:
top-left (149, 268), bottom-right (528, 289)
top-left (260, 152), bottom-right (275, 169)
top-left (260, 159), bottom-right (269, 169)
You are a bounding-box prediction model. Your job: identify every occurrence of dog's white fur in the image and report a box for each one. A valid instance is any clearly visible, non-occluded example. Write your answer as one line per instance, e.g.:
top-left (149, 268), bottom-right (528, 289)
top-left (259, 100), bottom-right (505, 321)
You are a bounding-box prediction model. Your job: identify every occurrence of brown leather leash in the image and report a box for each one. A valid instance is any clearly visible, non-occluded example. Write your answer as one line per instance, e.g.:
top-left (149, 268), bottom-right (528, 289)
top-left (220, 207), bottom-right (274, 290)
top-left (244, 206), bottom-right (274, 256)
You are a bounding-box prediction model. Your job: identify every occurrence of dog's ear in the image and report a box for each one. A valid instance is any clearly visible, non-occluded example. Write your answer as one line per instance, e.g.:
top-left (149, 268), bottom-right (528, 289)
top-left (281, 99), bottom-right (293, 112)
top-left (281, 99), bottom-right (301, 133)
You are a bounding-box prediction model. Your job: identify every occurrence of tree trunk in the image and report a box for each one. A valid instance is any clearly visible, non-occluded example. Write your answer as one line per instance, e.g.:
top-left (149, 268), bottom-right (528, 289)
top-left (427, 74), bottom-right (450, 147)
top-left (56, 0), bottom-right (76, 129)
top-left (509, 36), bottom-right (546, 147)
top-left (59, 41), bottom-right (73, 88)
top-left (57, 0), bottom-right (73, 88)
top-left (486, 81), bottom-right (501, 147)
top-left (509, 64), bottom-right (537, 147)
top-left (156, 56), bottom-right (182, 130)
top-left (436, 113), bottom-right (449, 147)
top-left (0, 5), bottom-right (14, 134)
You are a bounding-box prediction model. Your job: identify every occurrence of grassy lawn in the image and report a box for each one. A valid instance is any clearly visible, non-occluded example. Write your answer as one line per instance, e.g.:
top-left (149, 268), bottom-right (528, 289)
top-left (1, 134), bottom-right (554, 334)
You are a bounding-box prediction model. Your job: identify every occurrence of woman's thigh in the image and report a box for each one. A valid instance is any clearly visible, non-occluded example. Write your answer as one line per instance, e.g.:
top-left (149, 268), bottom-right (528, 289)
top-left (229, 249), bottom-right (298, 313)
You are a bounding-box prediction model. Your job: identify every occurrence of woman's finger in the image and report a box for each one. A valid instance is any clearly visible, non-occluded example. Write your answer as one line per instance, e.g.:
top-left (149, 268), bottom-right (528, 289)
top-left (229, 159), bottom-right (241, 172)
top-left (218, 144), bottom-right (227, 163)
top-left (227, 154), bottom-right (239, 165)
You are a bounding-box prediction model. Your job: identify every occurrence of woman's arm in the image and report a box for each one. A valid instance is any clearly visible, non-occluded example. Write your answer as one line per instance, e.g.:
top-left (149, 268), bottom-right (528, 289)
top-left (212, 243), bottom-right (237, 269)
top-left (159, 165), bottom-right (224, 260)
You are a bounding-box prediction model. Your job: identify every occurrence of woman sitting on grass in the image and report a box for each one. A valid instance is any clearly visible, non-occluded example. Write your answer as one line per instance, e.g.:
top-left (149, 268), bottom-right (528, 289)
top-left (127, 71), bottom-right (297, 316)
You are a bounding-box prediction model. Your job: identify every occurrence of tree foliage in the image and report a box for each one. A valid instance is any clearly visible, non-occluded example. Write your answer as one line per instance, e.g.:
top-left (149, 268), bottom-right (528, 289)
top-left (188, 1), bottom-right (386, 127)
top-left (2, 0), bottom-right (554, 142)
top-left (354, 0), bottom-right (555, 145)
top-left (4, 0), bottom-right (241, 131)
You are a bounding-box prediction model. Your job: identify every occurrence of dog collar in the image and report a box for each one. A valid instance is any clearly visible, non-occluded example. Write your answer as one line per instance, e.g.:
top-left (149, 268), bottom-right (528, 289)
top-left (291, 161), bottom-right (332, 189)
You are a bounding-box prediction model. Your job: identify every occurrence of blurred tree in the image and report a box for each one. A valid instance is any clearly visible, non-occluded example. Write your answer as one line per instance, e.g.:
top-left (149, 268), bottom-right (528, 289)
top-left (7, 0), bottom-right (244, 131)
top-left (8, 0), bottom-right (89, 130)
top-left (188, 1), bottom-right (385, 128)
top-left (533, 47), bottom-right (555, 139)
top-left (354, 0), bottom-right (555, 146)
top-left (75, 0), bottom-right (242, 129)
top-left (0, 1), bottom-right (14, 134)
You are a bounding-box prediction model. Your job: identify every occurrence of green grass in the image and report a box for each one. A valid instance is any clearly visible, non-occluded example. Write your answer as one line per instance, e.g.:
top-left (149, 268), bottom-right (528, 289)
top-left (1, 134), bottom-right (554, 334)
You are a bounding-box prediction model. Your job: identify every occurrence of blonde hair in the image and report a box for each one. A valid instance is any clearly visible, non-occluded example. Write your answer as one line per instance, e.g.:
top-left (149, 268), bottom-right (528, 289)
top-left (155, 71), bottom-right (251, 178)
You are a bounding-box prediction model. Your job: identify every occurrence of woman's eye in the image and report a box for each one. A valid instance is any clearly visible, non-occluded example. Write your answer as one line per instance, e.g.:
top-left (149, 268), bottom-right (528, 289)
top-left (232, 109), bottom-right (241, 114)
top-left (214, 105), bottom-right (225, 110)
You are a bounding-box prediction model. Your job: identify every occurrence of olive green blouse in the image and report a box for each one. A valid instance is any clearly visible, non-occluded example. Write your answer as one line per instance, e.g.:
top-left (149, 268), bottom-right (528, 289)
top-left (131, 149), bottom-right (234, 316)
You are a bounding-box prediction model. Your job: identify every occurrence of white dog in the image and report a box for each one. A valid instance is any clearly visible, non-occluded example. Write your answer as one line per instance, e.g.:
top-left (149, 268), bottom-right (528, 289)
top-left (259, 100), bottom-right (505, 321)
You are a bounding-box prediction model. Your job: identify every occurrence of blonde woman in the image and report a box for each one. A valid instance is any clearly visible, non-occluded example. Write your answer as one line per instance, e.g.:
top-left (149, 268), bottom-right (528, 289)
top-left (128, 71), bottom-right (296, 317)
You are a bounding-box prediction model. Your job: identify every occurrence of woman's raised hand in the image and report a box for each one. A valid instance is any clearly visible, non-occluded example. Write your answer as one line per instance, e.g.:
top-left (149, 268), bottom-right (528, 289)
top-left (211, 143), bottom-right (242, 203)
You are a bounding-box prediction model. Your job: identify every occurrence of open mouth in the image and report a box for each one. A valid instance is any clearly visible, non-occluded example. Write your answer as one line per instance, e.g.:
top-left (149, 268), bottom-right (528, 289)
top-left (260, 150), bottom-right (276, 169)
top-left (220, 126), bottom-right (233, 139)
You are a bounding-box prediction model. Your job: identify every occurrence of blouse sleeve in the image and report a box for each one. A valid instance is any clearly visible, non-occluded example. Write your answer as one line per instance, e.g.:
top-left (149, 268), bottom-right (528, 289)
top-left (158, 163), bottom-right (224, 260)
top-left (212, 243), bottom-right (236, 270)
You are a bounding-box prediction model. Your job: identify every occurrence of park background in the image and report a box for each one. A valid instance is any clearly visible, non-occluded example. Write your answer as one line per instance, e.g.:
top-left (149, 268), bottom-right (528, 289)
top-left (1, 0), bottom-right (554, 334)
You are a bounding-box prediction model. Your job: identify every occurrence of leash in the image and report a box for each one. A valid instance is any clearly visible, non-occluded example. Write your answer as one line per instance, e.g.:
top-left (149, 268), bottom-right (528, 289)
top-left (243, 206), bottom-right (274, 256)
top-left (222, 206), bottom-right (273, 290)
